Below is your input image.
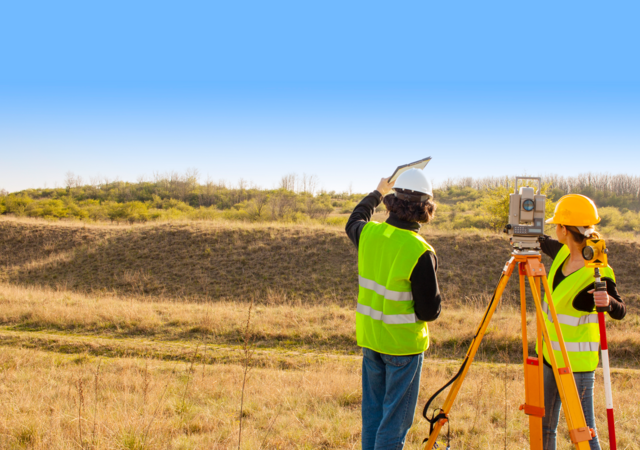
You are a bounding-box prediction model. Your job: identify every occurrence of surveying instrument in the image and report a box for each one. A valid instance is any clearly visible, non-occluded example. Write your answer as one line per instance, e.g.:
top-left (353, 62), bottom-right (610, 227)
top-left (422, 177), bottom-right (597, 450)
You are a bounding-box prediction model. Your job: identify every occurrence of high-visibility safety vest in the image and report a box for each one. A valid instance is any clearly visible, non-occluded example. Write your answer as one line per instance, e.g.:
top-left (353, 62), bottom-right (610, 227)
top-left (356, 221), bottom-right (434, 355)
top-left (536, 245), bottom-right (615, 372)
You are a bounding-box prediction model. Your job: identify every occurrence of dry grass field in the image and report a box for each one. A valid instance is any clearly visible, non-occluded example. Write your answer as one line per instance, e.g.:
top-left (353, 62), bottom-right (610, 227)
top-left (1, 217), bottom-right (639, 449)
top-left (1, 341), bottom-right (639, 449)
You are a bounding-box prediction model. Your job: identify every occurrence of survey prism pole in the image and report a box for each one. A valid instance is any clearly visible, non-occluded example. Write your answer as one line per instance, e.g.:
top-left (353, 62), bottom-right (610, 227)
top-left (594, 268), bottom-right (617, 450)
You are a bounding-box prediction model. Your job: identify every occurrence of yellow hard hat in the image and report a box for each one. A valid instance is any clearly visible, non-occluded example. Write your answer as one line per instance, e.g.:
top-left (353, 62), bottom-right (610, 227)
top-left (545, 194), bottom-right (600, 226)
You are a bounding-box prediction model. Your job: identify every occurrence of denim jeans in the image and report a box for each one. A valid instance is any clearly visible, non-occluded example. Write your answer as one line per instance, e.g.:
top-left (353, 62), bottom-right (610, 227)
top-left (542, 363), bottom-right (600, 450)
top-left (361, 348), bottom-right (424, 450)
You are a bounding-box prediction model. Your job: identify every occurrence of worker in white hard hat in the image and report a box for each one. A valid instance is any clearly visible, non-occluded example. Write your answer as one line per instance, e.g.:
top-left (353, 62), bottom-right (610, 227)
top-left (345, 168), bottom-right (442, 450)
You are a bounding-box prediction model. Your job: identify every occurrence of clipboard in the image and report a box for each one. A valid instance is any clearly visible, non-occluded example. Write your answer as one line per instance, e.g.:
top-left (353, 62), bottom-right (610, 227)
top-left (388, 157), bottom-right (431, 183)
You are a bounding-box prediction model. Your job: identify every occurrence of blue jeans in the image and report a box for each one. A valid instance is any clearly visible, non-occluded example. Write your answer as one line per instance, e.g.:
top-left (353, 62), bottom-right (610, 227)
top-left (542, 363), bottom-right (600, 450)
top-left (361, 348), bottom-right (424, 450)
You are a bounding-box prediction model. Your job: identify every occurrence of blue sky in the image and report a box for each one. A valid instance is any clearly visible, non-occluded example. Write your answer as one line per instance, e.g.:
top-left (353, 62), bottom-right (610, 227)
top-left (1, 1), bottom-right (639, 193)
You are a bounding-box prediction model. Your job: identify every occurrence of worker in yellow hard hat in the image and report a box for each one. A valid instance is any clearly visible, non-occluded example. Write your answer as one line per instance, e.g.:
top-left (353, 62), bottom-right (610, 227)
top-left (537, 194), bottom-right (626, 450)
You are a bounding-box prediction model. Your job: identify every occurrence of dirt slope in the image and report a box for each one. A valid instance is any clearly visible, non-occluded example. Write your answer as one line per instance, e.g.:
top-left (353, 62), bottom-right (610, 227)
top-left (1, 217), bottom-right (639, 307)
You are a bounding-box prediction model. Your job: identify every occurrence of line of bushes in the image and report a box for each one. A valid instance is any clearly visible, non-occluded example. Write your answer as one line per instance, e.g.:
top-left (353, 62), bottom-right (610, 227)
top-left (0, 191), bottom-right (339, 224)
top-left (3, 173), bottom-right (640, 236)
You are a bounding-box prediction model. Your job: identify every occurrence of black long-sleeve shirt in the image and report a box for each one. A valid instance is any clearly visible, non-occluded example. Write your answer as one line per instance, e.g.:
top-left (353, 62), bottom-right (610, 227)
top-left (539, 235), bottom-right (626, 320)
top-left (345, 191), bottom-right (442, 322)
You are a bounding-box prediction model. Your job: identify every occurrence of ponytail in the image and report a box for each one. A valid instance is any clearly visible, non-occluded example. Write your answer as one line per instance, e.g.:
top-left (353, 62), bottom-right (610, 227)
top-left (588, 230), bottom-right (601, 239)
top-left (565, 225), bottom-right (600, 245)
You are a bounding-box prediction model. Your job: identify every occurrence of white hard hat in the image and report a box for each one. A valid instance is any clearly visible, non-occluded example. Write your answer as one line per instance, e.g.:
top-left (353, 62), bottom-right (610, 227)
top-left (393, 168), bottom-right (433, 198)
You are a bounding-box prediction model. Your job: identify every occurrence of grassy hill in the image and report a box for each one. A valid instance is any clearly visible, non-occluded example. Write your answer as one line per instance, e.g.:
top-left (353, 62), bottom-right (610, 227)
top-left (3, 217), bottom-right (640, 308)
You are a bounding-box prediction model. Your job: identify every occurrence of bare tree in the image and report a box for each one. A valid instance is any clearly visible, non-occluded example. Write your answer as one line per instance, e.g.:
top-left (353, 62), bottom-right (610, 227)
top-left (268, 191), bottom-right (296, 218)
top-left (199, 175), bottom-right (216, 207)
top-left (301, 173), bottom-right (319, 195)
top-left (185, 167), bottom-right (200, 187)
top-left (64, 171), bottom-right (84, 196)
top-left (279, 173), bottom-right (297, 192)
top-left (64, 171), bottom-right (76, 190)
top-left (89, 176), bottom-right (101, 189)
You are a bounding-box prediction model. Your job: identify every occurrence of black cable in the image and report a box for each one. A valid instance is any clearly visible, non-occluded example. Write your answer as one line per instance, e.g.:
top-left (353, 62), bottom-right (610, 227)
top-left (422, 272), bottom-right (506, 446)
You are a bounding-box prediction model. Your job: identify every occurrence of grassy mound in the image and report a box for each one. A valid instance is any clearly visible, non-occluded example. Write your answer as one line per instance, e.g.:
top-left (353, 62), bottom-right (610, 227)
top-left (2, 217), bottom-right (639, 308)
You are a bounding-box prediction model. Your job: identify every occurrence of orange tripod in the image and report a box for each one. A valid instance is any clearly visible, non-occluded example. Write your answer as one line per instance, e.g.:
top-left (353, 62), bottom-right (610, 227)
top-left (422, 251), bottom-right (596, 450)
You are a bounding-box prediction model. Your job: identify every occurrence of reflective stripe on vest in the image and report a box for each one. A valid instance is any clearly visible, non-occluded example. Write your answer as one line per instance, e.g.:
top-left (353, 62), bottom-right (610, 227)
top-left (549, 340), bottom-right (600, 352)
top-left (541, 301), bottom-right (600, 326)
top-left (359, 275), bottom-right (413, 301)
top-left (535, 244), bottom-right (616, 372)
top-left (356, 221), bottom-right (433, 355)
top-left (356, 303), bottom-right (417, 325)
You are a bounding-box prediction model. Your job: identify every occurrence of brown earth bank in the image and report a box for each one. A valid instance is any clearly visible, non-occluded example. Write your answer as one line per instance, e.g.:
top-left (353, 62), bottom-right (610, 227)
top-left (1, 217), bottom-right (639, 310)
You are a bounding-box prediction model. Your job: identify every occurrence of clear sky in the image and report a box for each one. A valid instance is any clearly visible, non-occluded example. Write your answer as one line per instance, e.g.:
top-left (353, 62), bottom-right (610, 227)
top-left (1, 1), bottom-right (639, 193)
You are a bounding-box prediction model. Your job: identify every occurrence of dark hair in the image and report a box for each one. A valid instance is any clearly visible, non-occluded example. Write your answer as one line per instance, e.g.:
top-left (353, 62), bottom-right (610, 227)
top-left (383, 193), bottom-right (437, 223)
top-left (564, 226), bottom-right (601, 245)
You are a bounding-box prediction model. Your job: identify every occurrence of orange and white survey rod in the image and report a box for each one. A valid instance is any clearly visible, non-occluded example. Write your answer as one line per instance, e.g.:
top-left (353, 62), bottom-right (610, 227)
top-left (594, 267), bottom-right (617, 450)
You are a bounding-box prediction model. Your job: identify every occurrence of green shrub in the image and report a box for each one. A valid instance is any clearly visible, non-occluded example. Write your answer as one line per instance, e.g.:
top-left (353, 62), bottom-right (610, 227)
top-left (26, 199), bottom-right (68, 218)
top-left (222, 209), bottom-right (251, 221)
top-left (187, 207), bottom-right (220, 221)
top-left (325, 216), bottom-right (348, 226)
top-left (79, 199), bottom-right (110, 221)
top-left (124, 201), bottom-right (149, 224)
top-left (340, 201), bottom-right (356, 214)
top-left (307, 195), bottom-right (334, 219)
top-left (3, 194), bottom-right (33, 215)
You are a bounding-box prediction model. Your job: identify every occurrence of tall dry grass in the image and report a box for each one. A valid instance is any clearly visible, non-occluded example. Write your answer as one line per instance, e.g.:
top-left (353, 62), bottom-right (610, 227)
top-left (1, 282), bottom-right (639, 367)
top-left (0, 346), bottom-right (638, 450)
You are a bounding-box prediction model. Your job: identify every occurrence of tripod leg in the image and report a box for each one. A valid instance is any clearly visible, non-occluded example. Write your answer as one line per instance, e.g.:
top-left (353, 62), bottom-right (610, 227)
top-left (520, 271), bottom-right (544, 450)
top-left (529, 273), bottom-right (592, 450)
top-left (422, 260), bottom-right (515, 450)
top-left (535, 277), bottom-right (544, 420)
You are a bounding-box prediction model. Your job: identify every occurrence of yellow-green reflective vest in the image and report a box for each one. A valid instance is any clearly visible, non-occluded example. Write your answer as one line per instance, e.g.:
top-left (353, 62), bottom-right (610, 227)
top-left (535, 245), bottom-right (615, 372)
top-left (356, 221), bottom-right (434, 355)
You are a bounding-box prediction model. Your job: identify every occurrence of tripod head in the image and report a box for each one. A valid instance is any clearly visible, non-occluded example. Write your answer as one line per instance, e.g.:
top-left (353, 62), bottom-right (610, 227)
top-left (512, 247), bottom-right (542, 257)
